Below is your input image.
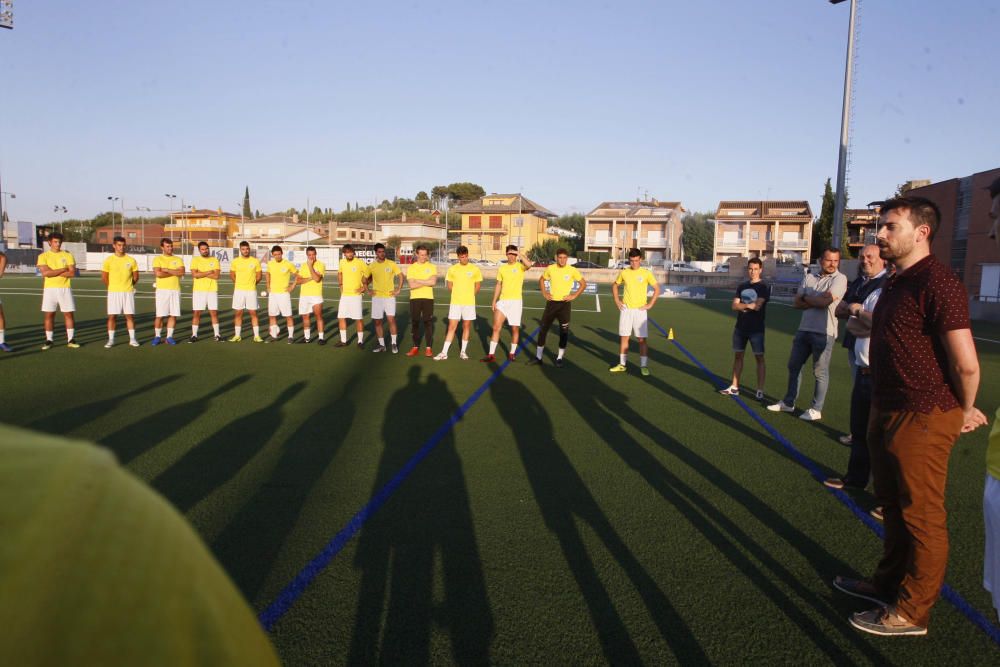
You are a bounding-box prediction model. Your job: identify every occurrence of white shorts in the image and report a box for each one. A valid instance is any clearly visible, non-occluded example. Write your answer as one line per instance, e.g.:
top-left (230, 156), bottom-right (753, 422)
top-left (496, 300), bottom-right (523, 327)
top-left (985, 473), bottom-right (1000, 618)
top-left (338, 294), bottom-right (363, 320)
top-left (618, 308), bottom-right (648, 338)
top-left (41, 287), bottom-right (75, 313)
top-left (232, 290), bottom-right (259, 311)
top-left (372, 296), bottom-right (397, 319)
top-left (155, 289), bottom-right (181, 317)
top-left (298, 295), bottom-right (324, 316)
top-left (192, 291), bottom-right (219, 312)
top-left (268, 292), bottom-right (293, 317)
top-left (448, 304), bottom-right (477, 321)
top-left (107, 291), bottom-right (136, 316)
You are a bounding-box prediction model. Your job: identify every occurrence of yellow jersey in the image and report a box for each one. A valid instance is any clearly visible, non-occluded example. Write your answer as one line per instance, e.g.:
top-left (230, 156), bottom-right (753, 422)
top-left (37, 250), bottom-right (75, 288)
top-left (102, 254), bottom-right (137, 293)
top-left (231, 256), bottom-right (262, 291)
top-left (407, 261), bottom-right (437, 300)
top-left (153, 255), bottom-right (184, 291)
top-left (266, 258), bottom-right (296, 293)
top-left (446, 263), bottom-right (483, 306)
top-left (369, 259), bottom-right (402, 297)
top-left (543, 264), bottom-right (583, 301)
top-left (190, 255), bottom-right (221, 293)
top-left (297, 259), bottom-right (326, 298)
top-left (339, 257), bottom-right (370, 295)
top-left (497, 262), bottom-right (527, 301)
top-left (615, 267), bottom-right (658, 309)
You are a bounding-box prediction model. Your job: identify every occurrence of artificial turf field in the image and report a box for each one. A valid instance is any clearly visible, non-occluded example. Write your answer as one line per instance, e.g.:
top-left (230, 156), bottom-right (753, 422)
top-left (2, 272), bottom-right (1000, 665)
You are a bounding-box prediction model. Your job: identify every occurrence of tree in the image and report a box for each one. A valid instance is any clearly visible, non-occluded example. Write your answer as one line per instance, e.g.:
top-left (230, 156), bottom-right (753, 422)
top-left (415, 191), bottom-right (429, 203)
top-left (527, 238), bottom-right (561, 262)
top-left (345, 202), bottom-right (351, 212)
top-left (254, 209), bottom-right (260, 219)
top-left (812, 178), bottom-right (850, 261)
top-left (242, 186), bottom-right (252, 220)
top-left (431, 182), bottom-right (486, 205)
top-left (681, 212), bottom-right (714, 261)
top-left (384, 235), bottom-right (402, 252)
top-left (313, 206), bottom-right (322, 216)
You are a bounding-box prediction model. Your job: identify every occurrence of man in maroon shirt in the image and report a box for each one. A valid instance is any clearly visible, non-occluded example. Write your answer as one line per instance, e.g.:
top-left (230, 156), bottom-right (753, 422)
top-left (833, 196), bottom-right (988, 636)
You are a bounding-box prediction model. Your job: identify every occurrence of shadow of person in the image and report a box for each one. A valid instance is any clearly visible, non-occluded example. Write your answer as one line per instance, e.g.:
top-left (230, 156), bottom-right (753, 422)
top-left (489, 371), bottom-right (708, 664)
top-left (349, 367), bottom-right (493, 665)
top-left (100, 375), bottom-right (253, 464)
top-left (211, 376), bottom-right (358, 604)
top-left (152, 382), bottom-right (307, 513)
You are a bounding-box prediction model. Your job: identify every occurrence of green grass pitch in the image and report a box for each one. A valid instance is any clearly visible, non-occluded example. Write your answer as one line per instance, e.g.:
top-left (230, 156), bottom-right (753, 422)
top-left (1, 273), bottom-right (999, 664)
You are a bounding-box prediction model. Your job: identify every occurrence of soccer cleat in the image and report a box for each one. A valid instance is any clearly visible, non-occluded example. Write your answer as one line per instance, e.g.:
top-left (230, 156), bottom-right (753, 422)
top-left (870, 506), bottom-right (884, 522)
top-left (839, 433), bottom-right (853, 446)
top-left (799, 408), bottom-right (822, 421)
top-left (188, 336), bottom-right (199, 344)
top-left (459, 351), bottom-right (469, 360)
top-left (433, 352), bottom-right (448, 361)
top-left (406, 346), bottom-right (420, 356)
top-left (755, 389), bottom-right (765, 401)
top-left (334, 340), bottom-right (349, 347)
top-left (41, 340), bottom-right (53, 350)
top-left (129, 340), bottom-right (140, 347)
top-left (640, 367), bottom-right (650, 377)
top-left (373, 345), bottom-right (387, 353)
top-left (850, 607), bottom-right (926, 637)
top-left (165, 337), bottom-right (176, 345)
top-left (555, 357), bottom-right (564, 368)
top-left (214, 335), bottom-right (223, 342)
top-left (266, 336), bottom-right (279, 344)
top-left (508, 353), bottom-right (516, 362)
top-left (287, 336), bottom-right (294, 344)
top-left (527, 357), bottom-right (542, 366)
top-left (0, 343), bottom-right (11, 352)
top-left (480, 354), bottom-right (496, 363)
top-left (67, 339), bottom-right (81, 349)
top-left (766, 401), bottom-right (794, 413)
top-left (228, 335), bottom-right (242, 343)
top-left (719, 386), bottom-right (739, 395)
top-left (104, 340), bottom-right (114, 349)
top-left (357, 341), bottom-right (364, 350)
top-left (391, 343), bottom-right (398, 354)
top-left (823, 478), bottom-right (845, 490)
top-left (609, 364), bottom-right (627, 373)
top-left (424, 347), bottom-right (433, 357)
top-left (303, 338), bottom-right (312, 344)
top-left (253, 336), bottom-right (265, 343)
top-left (317, 338), bottom-right (327, 346)
top-left (151, 336), bottom-right (162, 346)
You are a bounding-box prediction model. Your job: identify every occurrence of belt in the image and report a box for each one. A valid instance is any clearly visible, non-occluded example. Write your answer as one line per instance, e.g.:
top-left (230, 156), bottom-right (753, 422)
top-left (858, 367), bottom-right (871, 376)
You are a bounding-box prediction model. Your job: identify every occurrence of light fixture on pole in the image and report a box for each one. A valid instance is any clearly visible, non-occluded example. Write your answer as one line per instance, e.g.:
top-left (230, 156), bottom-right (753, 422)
top-left (829, 0), bottom-right (858, 251)
top-left (135, 206), bottom-right (151, 247)
top-left (53, 205), bottom-right (68, 236)
top-left (107, 196), bottom-right (120, 239)
top-left (165, 194), bottom-right (177, 247)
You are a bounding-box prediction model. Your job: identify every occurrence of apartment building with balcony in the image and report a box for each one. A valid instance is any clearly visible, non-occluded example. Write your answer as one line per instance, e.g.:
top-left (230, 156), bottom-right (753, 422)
top-left (713, 200), bottom-right (813, 265)
top-left (165, 208), bottom-right (242, 249)
top-left (452, 194), bottom-right (558, 262)
top-left (845, 207), bottom-right (880, 256)
top-left (583, 200), bottom-right (686, 265)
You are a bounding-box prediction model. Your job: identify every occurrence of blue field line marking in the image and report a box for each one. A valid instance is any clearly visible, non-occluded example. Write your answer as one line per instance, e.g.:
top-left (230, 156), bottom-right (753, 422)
top-left (651, 318), bottom-right (1000, 645)
top-left (257, 328), bottom-right (541, 631)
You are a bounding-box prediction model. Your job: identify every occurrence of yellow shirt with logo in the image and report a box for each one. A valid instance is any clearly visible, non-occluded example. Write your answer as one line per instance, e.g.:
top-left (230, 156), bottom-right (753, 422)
top-left (497, 262), bottom-right (527, 301)
top-left (615, 267), bottom-right (658, 309)
top-left (446, 263), bottom-right (483, 306)
top-left (543, 264), bottom-right (583, 301)
top-left (153, 255), bottom-right (183, 291)
top-left (407, 261), bottom-right (437, 300)
top-left (231, 256), bottom-right (262, 292)
top-left (266, 259), bottom-right (296, 293)
top-left (297, 259), bottom-right (326, 298)
top-left (37, 250), bottom-right (75, 288)
top-left (370, 260), bottom-right (402, 297)
top-left (190, 255), bottom-right (221, 293)
top-left (339, 257), bottom-right (370, 295)
top-left (102, 254), bottom-right (137, 293)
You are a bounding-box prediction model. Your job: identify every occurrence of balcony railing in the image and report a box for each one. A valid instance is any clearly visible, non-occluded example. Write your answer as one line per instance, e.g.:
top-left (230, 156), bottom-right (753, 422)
top-left (586, 237), bottom-right (614, 246)
top-left (638, 237), bottom-right (667, 247)
top-left (717, 238), bottom-right (747, 248)
top-left (848, 233), bottom-right (877, 245)
top-left (776, 238), bottom-right (808, 249)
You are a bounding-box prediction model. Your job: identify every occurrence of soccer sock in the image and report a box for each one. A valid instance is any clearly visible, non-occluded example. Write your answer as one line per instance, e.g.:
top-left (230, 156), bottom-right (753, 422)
top-left (390, 334), bottom-right (397, 345)
top-left (536, 346), bottom-right (544, 360)
top-left (378, 337), bottom-right (385, 346)
top-left (442, 340), bottom-right (452, 354)
top-left (357, 331), bottom-right (364, 344)
top-left (67, 328), bottom-right (75, 341)
top-left (557, 347), bottom-right (566, 360)
top-left (318, 331), bottom-right (325, 340)
top-left (166, 328), bottom-right (174, 339)
top-left (253, 326), bottom-right (260, 337)
top-left (45, 330), bottom-right (54, 342)
top-left (234, 326), bottom-right (242, 337)
top-left (620, 354), bottom-right (627, 365)
top-left (0, 330), bottom-right (4, 344)
top-left (460, 339), bottom-right (468, 353)
top-left (108, 330), bottom-right (115, 343)
top-left (128, 329), bottom-right (136, 342)
top-left (154, 327), bottom-right (162, 338)
top-left (489, 340), bottom-right (498, 355)
top-left (270, 325), bottom-right (279, 338)
top-left (191, 325), bottom-right (199, 336)
top-left (340, 329), bottom-right (348, 343)
top-left (304, 327), bottom-right (311, 340)
top-left (287, 325), bottom-right (294, 338)
top-left (640, 355), bottom-right (648, 368)
top-left (213, 323), bottom-right (220, 336)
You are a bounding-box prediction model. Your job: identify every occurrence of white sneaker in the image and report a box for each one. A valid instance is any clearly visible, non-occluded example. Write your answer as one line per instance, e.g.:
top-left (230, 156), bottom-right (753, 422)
top-left (767, 401), bottom-right (794, 413)
top-left (104, 340), bottom-right (114, 349)
top-left (719, 386), bottom-right (739, 396)
top-left (129, 340), bottom-right (140, 347)
top-left (799, 408), bottom-right (822, 421)
top-left (433, 352), bottom-right (448, 361)
top-left (459, 351), bottom-right (469, 360)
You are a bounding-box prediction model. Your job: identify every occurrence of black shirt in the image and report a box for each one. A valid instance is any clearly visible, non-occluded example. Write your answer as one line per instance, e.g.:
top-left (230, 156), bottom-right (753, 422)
top-left (735, 280), bottom-right (770, 334)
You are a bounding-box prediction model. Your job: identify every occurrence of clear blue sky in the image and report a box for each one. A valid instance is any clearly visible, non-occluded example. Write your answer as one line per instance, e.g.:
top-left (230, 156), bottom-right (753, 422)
top-left (1, 0), bottom-right (997, 224)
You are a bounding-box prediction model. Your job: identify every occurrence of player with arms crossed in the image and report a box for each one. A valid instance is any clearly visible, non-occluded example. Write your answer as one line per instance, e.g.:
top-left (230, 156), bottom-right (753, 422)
top-left (229, 241), bottom-right (263, 343)
top-left (405, 244), bottom-right (438, 357)
top-left (265, 245), bottom-right (296, 343)
top-left (189, 241), bottom-right (222, 342)
top-left (719, 257), bottom-right (769, 398)
top-left (36, 232), bottom-right (79, 350)
top-left (151, 238), bottom-right (185, 346)
top-left (295, 245), bottom-right (326, 344)
top-left (335, 244), bottom-right (370, 348)
top-left (528, 248), bottom-right (586, 367)
top-left (434, 246), bottom-right (482, 361)
top-left (101, 236), bottom-right (140, 348)
top-left (609, 248), bottom-right (659, 376)
top-left (367, 243), bottom-right (403, 353)
top-left (482, 244), bottom-right (532, 363)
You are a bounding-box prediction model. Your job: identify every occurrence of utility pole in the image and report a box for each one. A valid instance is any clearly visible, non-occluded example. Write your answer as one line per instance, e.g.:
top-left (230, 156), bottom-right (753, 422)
top-left (830, 0), bottom-right (858, 250)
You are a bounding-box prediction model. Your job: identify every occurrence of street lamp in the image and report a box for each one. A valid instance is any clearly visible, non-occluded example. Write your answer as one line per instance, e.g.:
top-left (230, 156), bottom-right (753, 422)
top-left (829, 0), bottom-right (858, 251)
top-left (135, 206), bottom-right (152, 247)
top-left (107, 196), bottom-right (120, 238)
top-left (0, 190), bottom-right (14, 250)
top-left (53, 205), bottom-right (68, 237)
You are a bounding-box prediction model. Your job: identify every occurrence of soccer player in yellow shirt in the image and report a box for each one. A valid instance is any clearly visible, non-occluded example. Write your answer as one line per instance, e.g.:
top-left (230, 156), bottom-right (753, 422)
top-left (335, 244), bottom-right (370, 348)
top-left (229, 241), bottom-right (263, 343)
top-left (101, 236), bottom-right (140, 348)
top-left (151, 238), bottom-right (185, 346)
top-left (405, 244), bottom-right (438, 357)
top-left (265, 245), bottom-right (297, 343)
top-left (482, 244), bottom-right (532, 363)
top-left (434, 246), bottom-right (483, 361)
top-left (609, 248), bottom-right (659, 376)
top-left (0, 250), bottom-right (10, 351)
top-left (528, 248), bottom-right (586, 368)
top-left (36, 232), bottom-right (79, 350)
top-left (189, 241), bottom-right (222, 342)
top-left (367, 242), bottom-right (403, 353)
top-left (294, 245), bottom-right (326, 344)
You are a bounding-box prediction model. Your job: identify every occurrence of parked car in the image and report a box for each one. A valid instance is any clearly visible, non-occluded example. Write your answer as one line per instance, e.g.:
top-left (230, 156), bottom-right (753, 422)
top-left (572, 260), bottom-right (601, 269)
top-left (667, 262), bottom-right (702, 272)
top-left (533, 260), bottom-right (551, 267)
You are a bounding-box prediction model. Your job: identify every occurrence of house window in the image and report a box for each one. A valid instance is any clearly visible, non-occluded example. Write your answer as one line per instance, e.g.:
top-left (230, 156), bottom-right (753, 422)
top-left (492, 236), bottom-right (502, 250)
top-left (489, 216), bottom-right (502, 229)
top-left (337, 230), bottom-right (347, 238)
top-left (128, 232), bottom-right (136, 239)
top-left (469, 216), bottom-right (482, 229)
top-left (751, 231), bottom-right (760, 240)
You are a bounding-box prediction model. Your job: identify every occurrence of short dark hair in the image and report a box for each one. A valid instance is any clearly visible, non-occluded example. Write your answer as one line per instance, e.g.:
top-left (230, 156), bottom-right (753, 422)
top-left (373, 243), bottom-right (385, 251)
top-left (505, 244), bottom-right (518, 253)
top-left (48, 232), bottom-right (64, 242)
top-left (627, 248), bottom-right (642, 259)
top-left (197, 241), bottom-right (209, 248)
top-left (113, 235), bottom-right (126, 244)
top-left (556, 248), bottom-right (569, 257)
top-left (414, 244), bottom-right (428, 253)
top-left (821, 247), bottom-right (841, 257)
top-left (160, 238), bottom-right (172, 246)
top-left (342, 244), bottom-right (354, 252)
top-left (457, 245), bottom-right (469, 255)
top-left (239, 241), bottom-right (250, 248)
top-left (306, 245), bottom-right (316, 253)
top-left (271, 245), bottom-right (282, 253)
top-left (747, 257), bottom-right (763, 268)
top-left (880, 196), bottom-right (941, 240)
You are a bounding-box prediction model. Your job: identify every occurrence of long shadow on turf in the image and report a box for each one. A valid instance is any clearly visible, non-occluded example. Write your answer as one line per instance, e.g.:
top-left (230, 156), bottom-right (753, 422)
top-left (1, 312), bottom-right (159, 358)
top-left (349, 367), bottom-right (493, 665)
top-left (97, 374), bottom-right (253, 464)
top-left (538, 365), bottom-right (888, 663)
top-left (151, 381), bottom-right (308, 513)
top-left (490, 371), bottom-right (707, 663)
top-left (211, 375), bottom-right (358, 604)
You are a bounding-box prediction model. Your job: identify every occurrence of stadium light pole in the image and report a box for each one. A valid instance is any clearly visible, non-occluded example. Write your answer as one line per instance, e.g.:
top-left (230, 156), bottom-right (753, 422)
top-left (107, 196), bottom-right (120, 239)
top-left (829, 0), bottom-right (858, 251)
top-left (0, 188), bottom-right (14, 250)
top-left (165, 194), bottom-right (177, 247)
top-left (53, 205), bottom-right (67, 236)
top-left (135, 206), bottom-right (151, 247)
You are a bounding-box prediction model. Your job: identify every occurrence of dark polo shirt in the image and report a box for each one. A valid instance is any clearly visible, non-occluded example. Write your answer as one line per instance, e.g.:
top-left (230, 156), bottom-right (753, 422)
top-left (870, 254), bottom-right (969, 413)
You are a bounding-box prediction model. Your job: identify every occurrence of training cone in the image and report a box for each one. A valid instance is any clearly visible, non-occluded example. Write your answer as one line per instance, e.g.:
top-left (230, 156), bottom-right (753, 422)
top-left (667, 328), bottom-right (674, 340)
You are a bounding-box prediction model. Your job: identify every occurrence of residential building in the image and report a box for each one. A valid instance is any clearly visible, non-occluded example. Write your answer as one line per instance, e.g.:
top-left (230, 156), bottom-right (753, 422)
top-left (328, 219), bottom-right (377, 245)
top-left (165, 208), bottom-right (242, 250)
top-left (377, 213), bottom-right (448, 252)
top-left (584, 199), bottom-right (685, 264)
top-left (452, 194), bottom-right (558, 262)
top-left (94, 223), bottom-right (165, 247)
top-left (845, 207), bottom-right (880, 257)
top-left (229, 215), bottom-right (324, 246)
top-left (712, 200), bottom-right (813, 265)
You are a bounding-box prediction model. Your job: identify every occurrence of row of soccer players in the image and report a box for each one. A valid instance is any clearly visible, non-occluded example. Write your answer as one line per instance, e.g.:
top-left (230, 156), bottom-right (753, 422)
top-left (32, 233), bottom-right (661, 369)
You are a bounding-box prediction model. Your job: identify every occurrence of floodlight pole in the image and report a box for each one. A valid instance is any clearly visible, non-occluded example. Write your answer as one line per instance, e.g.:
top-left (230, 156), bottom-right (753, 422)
top-left (830, 0), bottom-right (857, 251)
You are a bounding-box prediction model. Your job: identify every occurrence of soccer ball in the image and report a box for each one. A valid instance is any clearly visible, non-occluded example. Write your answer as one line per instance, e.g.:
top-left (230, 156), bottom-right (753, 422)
top-left (260, 290), bottom-right (268, 297)
top-left (740, 288), bottom-right (757, 304)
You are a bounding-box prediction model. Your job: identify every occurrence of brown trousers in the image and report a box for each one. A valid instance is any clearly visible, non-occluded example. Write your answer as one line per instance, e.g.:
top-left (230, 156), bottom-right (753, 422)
top-left (868, 406), bottom-right (963, 627)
